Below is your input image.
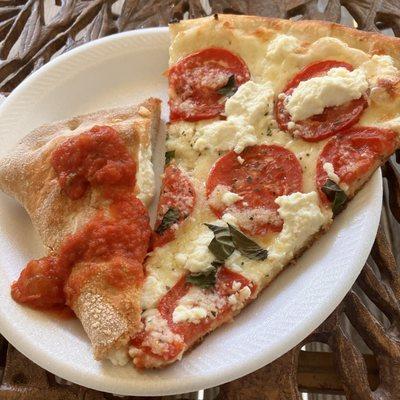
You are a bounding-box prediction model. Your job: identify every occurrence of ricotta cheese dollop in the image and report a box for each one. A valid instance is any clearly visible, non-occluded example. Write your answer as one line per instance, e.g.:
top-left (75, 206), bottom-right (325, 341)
top-left (268, 191), bottom-right (332, 267)
top-left (174, 228), bottom-right (215, 274)
top-left (285, 67), bottom-right (368, 121)
top-left (194, 81), bottom-right (275, 154)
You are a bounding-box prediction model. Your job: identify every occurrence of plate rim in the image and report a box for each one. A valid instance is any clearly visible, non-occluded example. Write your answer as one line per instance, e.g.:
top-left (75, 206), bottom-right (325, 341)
top-left (0, 26), bottom-right (382, 396)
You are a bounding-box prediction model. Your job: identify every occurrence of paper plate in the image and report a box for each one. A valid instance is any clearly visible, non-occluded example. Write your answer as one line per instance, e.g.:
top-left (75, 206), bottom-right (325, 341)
top-left (0, 28), bottom-right (382, 396)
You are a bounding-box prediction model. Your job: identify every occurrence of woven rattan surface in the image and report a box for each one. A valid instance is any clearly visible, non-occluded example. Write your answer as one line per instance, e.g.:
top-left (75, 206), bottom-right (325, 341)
top-left (1, 1), bottom-right (400, 399)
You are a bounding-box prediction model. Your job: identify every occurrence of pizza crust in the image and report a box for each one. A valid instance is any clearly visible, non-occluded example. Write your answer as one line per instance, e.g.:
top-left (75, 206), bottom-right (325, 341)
top-left (170, 15), bottom-right (400, 64)
top-left (134, 16), bottom-right (400, 368)
top-left (0, 99), bottom-right (160, 252)
top-left (0, 98), bottom-right (161, 360)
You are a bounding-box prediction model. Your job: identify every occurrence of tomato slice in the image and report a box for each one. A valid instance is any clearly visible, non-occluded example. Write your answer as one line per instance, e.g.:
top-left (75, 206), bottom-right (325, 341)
top-left (168, 47), bottom-right (250, 122)
top-left (132, 268), bottom-right (255, 365)
top-left (206, 145), bottom-right (303, 236)
top-left (158, 268), bottom-right (254, 343)
top-left (316, 127), bottom-right (397, 203)
top-left (151, 164), bottom-right (196, 249)
top-left (275, 60), bottom-right (368, 142)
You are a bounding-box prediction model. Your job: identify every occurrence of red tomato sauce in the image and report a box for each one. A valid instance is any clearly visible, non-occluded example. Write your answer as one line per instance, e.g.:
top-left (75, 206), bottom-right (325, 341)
top-left (51, 125), bottom-right (136, 199)
top-left (11, 126), bottom-right (151, 311)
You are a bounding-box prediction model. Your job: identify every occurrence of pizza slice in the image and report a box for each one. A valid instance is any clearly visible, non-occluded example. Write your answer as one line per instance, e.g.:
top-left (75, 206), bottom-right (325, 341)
top-left (130, 15), bottom-right (400, 368)
top-left (0, 99), bottom-right (161, 363)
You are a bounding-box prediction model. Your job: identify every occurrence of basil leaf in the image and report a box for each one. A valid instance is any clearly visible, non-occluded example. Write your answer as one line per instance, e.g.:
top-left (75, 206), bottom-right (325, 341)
top-left (217, 75), bottom-right (237, 98)
top-left (228, 224), bottom-right (268, 261)
top-left (165, 150), bottom-right (175, 165)
top-left (186, 268), bottom-right (217, 289)
top-left (321, 179), bottom-right (348, 216)
top-left (155, 207), bottom-right (180, 234)
top-left (205, 224), bottom-right (235, 262)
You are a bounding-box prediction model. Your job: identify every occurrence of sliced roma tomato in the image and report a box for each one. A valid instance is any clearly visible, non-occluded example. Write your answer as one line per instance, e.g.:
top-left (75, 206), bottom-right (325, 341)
top-left (151, 164), bottom-right (196, 249)
top-left (158, 268), bottom-right (254, 344)
top-left (169, 47), bottom-right (250, 122)
top-left (206, 145), bottom-right (303, 236)
top-left (131, 268), bottom-right (256, 365)
top-left (316, 126), bottom-right (397, 203)
top-left (275, 60), bottom-right (368, 142)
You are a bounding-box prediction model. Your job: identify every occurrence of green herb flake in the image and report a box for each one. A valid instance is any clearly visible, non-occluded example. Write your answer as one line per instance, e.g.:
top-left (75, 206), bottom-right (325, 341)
top-left (217, 75), bottom-right (237, 98)
top-left (321, 179), bottom-right (348, 216)
top-left (186, 268), bottom-right (217, 288)
top-left (205, 223), bottom-right (268, 262)
top-left (155, 207), bottom-right (180, 234)
top-left (228, 224), bottom-right (268, 261)
top-left (205, 223), bottom-right (235, 262)
top-left (165, 150), bottom-right (175, 165)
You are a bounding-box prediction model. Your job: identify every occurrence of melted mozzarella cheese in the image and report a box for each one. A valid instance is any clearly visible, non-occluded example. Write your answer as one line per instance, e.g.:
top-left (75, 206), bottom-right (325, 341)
top-left (360, 55), bottom-right (399, 84)
top-left (285, 68), bottom-right (368, 121)
top-left (262, 36), bottom-right (370, 92)
top-left (323, 162), bottom-right (340, 184)
top-left (107, 347), bottom-right (130, 366)
top-left (136, 144), bottom-right (155, 206)
top-left (141, 275), bottom-right (168, 310)
top-left (266, 34), bottom-right (302, 62)
top-left (174, 227), bottom-right (215, 273)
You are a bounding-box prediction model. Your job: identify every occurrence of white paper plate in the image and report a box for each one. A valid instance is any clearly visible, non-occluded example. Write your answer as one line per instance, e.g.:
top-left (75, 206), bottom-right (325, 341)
top-left (0, 28), bottom-right (382, 396)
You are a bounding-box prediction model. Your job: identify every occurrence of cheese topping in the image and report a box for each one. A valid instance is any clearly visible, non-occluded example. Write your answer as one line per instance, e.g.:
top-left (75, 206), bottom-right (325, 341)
top-left (231, 207), bottom-right (281, 231)
top-left (172, 287), bottom-right (226, 324)
top-left (360, 55), bottom-right (399, 84)
top-left (208, 184), bottom-right (243, 209)
top-left (173, 305), bottom-right (208, 324)
top-left (220, 192), bottom-right (331, 283)
top-left (140, 309), bottom-right (184, 356)
top-left (266, 34), bottom-right (302, 62)
top-left (141, 275), bottom-right (167, 310)
top-left (136, 144), bottom-right (155, 206)
top-left (225, 80), bottom-right (275, 127)
top-left (194, 81), bottom-right (275, 153)
top-left (269, 192), bottom-right (331, 267)
top-left (323, 162), bottom-right (340, 184)
top-left (174, 228), bottom-right (215, 274)
top-left (107, 347), bottom-right (130, 366)
top-left (193, 116), bottom-right (257, 154)
top-left (285, 67), bottom-right (368, 121)
top-left (227, 285), bottom-right (252, 310)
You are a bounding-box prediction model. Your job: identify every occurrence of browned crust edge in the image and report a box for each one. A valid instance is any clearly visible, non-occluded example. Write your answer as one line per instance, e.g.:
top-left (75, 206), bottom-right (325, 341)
top-left (170, 14), bottom-right (400, 63)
